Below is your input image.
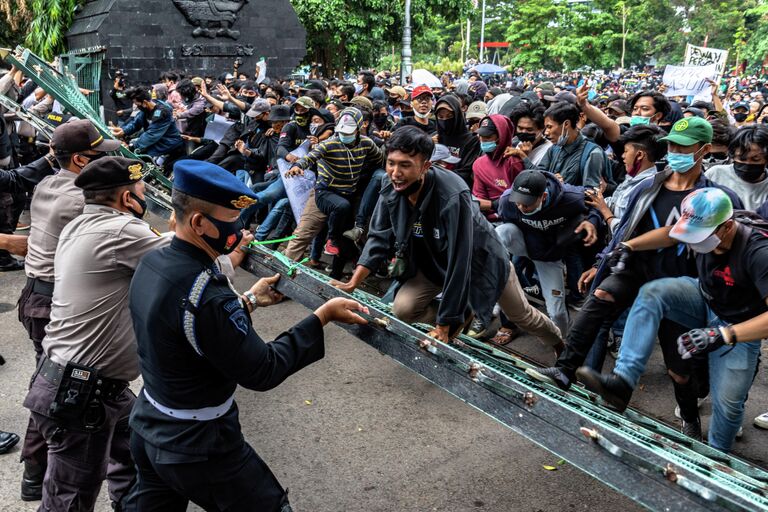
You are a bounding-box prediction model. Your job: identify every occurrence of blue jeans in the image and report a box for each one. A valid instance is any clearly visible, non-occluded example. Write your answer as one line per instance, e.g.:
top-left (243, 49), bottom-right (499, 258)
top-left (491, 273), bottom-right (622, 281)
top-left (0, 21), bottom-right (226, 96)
top-left (255, 198), bottom-right (290, 241)
top-left (495, 223), bottom-right (569, 337)
top-left (239, 178), bottom-right (287, 227)
top-left (614, 276), bottom-right (760, 452)
top-left (355, 169), bottom-right (387, 228)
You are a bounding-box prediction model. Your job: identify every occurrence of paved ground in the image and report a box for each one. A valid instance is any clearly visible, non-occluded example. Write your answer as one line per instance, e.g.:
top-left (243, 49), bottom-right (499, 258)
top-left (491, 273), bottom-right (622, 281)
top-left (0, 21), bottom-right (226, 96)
top-left (0, 242), bottom-right (766, 510)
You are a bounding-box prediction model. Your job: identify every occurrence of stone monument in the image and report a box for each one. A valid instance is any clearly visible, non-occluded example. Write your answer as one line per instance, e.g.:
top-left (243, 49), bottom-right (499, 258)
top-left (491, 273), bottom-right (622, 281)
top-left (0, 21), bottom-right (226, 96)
top-left (65, 0), bottom-right (306, 119)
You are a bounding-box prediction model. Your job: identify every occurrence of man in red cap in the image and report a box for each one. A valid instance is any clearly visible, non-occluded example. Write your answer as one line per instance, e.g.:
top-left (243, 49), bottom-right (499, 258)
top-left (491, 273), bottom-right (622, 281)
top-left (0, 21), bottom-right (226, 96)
top-left (399, 85), bottom-right (437, 136)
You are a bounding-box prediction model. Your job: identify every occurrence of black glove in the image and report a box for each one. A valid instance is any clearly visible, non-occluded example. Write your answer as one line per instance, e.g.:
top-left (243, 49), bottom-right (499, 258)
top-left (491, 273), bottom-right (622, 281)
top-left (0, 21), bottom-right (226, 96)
top-left (677, 327), bottom-right (725, 360)
top-left (607, 242), bottom-right (633, 274)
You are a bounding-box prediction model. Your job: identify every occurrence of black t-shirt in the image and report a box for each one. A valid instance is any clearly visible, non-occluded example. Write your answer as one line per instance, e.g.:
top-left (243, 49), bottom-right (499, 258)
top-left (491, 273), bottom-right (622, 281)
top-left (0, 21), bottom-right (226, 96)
top-left (697, 226), bottom-right (768, 323)
top-left (399, 116), bottom-right (437, 135)
top-left (636, 186), bottom-right (698, 279)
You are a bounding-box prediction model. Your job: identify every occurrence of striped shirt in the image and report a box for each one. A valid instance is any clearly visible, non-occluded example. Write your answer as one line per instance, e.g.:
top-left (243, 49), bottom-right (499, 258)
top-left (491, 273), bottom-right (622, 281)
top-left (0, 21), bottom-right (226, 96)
top-left (297, 136), bottom-right (384, 196)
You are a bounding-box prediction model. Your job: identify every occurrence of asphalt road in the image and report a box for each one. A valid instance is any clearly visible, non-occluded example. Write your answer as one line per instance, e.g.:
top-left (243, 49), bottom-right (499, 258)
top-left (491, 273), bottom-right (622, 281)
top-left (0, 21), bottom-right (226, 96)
top-left (0, 260), bottom-right (766, 511)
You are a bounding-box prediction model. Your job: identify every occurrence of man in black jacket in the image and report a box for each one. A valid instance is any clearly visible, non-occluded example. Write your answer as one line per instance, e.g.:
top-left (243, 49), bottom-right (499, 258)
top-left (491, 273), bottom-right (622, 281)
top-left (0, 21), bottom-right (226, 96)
top-left (333, 127), bottom-right (562, 348)
top-left (435, 94), bottom-right (481, 189)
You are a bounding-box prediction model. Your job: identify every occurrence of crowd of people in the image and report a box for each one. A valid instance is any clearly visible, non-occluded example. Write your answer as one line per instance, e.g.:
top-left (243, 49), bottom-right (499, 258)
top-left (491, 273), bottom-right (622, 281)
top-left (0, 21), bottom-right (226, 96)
top-left (0, 61), bottom-right (768, 510)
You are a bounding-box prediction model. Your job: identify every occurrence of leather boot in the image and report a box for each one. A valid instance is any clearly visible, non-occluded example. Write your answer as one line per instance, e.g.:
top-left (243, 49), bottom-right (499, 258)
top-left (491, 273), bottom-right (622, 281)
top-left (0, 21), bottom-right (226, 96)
top-left (21, 460), bottom-right (45, 501)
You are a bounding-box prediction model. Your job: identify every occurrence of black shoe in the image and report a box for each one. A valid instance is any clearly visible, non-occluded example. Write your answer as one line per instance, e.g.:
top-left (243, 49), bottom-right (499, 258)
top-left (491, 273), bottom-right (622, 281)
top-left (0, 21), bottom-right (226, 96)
top-left (526, 366), bottom-right (572, 390)
top-left (21, 460), bottom-right (45, 501)
top-left (576, 367), bottom-right (633, 413)
top-left (523, 284), bottom-right (546, 306)
top-left (0, 259), bottom-right (23, 272)
top-left (0, 430), bottom-right (19, 454)
top-left (681, 417), bottom-right (703, 442)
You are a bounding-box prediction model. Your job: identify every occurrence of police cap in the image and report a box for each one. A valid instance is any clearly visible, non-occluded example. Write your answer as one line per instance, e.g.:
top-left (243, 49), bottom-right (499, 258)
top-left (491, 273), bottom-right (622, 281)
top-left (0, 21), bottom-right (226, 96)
top-left (172, 160), bottom-right (258, 210)
top-left (75, 156), bottom-right (145, 191)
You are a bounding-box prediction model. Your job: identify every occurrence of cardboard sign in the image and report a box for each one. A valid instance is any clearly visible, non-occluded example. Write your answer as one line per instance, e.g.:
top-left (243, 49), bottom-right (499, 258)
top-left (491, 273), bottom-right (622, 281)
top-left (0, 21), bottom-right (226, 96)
top-left (684, 44), bottom-right (729, 81)
top-left (662, 64), bottom-right (717, 101)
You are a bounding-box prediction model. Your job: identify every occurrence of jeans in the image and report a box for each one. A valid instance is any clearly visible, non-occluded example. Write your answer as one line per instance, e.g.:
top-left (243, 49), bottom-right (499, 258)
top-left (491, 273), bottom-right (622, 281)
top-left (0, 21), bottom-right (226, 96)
top-left (235, 169), bottom-right (253, 189)
top-left (314, 189), bottom-right (353, 243)
top-left (355, 168), bottom-right (386, 228)
top-left (613, 276), bottom-right (760, 452)
top-left (495, 223), bottom-right (569, 337)
top-left (240, 178), bottom-right (287, 227)
top-left (255, 198), bottom-right (290, 241)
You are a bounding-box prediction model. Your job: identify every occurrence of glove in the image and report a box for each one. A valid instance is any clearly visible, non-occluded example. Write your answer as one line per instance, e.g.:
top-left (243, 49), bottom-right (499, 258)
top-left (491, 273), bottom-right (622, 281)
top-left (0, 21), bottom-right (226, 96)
top-left (677, 327), bottom-right (725, 360)
top-left (607, 242), bottom-right (633, 274)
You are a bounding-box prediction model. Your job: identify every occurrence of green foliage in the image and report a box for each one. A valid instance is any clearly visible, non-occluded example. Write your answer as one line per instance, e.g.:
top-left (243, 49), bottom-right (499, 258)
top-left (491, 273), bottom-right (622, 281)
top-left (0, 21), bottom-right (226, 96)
top-left (0, 0), bottom-right (83, 60)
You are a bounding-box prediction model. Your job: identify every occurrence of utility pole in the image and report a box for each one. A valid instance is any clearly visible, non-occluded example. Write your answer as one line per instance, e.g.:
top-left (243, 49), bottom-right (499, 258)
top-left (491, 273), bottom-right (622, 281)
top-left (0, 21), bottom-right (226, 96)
top-left (479, 0), bottom-right (486, 62)
top-left (620, 2), bottom-right (627, 70)
top-left (400, 0), bottom-right (412, 86)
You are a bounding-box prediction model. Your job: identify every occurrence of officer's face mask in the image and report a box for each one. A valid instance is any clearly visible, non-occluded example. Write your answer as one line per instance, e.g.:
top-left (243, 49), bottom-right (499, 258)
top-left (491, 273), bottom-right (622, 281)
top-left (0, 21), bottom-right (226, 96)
top-left (127, 191), bottom-right (147, 219)
top-left (198, 214), bottom-right (244, 255)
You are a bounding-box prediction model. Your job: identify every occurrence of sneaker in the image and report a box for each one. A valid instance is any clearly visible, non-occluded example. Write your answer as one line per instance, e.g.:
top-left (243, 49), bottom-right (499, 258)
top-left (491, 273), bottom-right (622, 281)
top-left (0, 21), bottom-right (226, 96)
top-left (576, 367), bottom-right (633, 413)
top-left (467, 317), bottom-right (487, 339)
top-left (323, 240), bottom-right (340, 257)
top-left (674, 397), bottom-right (708, 419)
top-left (681, 417), bottom-right (703, 441)
top-left (526, 366), bottom-right (572, 390)
top-left (343, 226), bottom-right (365, 244)
top-left (15, 222), bottom-right (30, 231)
top-left (754, 411), bottom-right (768, 430)
top-left (736, 426), bottom-right (744, 439)
top-left (607, 332), bottom-right (622, 360)
top-left (0, 259), bottom-right (23, 272)
top-left (523, 284), bottom-right (545, 306)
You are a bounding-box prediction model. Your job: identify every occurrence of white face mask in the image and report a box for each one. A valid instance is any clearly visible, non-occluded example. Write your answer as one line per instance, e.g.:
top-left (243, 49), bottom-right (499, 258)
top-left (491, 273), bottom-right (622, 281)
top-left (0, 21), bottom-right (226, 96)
top-left (689, 233), bottom-right (721, 254)
top-left (414, 110), bottom-right (431, 120)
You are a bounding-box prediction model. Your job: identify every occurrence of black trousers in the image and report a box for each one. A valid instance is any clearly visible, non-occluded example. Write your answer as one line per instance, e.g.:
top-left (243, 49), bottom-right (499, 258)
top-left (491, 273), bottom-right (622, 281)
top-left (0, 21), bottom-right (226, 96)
top-left (129, 432), bottom-right (291, 512)
top-left (313, 189), bottom-right (354, 243)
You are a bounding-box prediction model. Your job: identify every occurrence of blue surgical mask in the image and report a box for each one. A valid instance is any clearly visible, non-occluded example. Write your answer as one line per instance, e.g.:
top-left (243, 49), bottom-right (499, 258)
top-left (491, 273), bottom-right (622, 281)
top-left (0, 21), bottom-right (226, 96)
top-left (521, 202), bottom-right (543, 216)
top-left (557, 126), bottom-right (570, 147)
top-left (667, 150), bottom-right (700, 174)
top-left (630, 115), bottom-right (651, 126)
top-left (339, 133), bottom-right (356, 145)
top-left (480, 141), bottom-right (497, 153)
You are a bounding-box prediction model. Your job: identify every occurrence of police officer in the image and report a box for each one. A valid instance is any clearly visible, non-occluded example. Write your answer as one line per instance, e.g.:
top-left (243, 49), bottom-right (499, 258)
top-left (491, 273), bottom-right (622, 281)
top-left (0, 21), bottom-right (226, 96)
top-left (17, 119), bottom-right (120, 501)
top-left (128, 160), bottom-right (369, 511)
top-left (22, 156), bottom-right (169, 511)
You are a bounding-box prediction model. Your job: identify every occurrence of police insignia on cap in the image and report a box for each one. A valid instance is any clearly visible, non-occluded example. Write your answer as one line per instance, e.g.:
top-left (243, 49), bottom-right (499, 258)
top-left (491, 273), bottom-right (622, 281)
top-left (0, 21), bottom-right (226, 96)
top-left (675, 120), bottom-right (689, 131)
top-left (231, 195), bottom-right (257, 208)
top-left (128, 163), bottom-right (143, 180)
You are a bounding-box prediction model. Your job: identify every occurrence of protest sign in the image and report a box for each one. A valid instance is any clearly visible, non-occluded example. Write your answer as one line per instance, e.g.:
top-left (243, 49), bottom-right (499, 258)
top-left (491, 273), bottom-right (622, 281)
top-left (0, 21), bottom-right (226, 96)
top-left (202, 114), bottom-right (234, 143)
top-left (277, 140), bottom-right (315, 221)
top-left (684, 44), bottom-right (729, 81)
top-left (662, 64), bottom-right (717, 101)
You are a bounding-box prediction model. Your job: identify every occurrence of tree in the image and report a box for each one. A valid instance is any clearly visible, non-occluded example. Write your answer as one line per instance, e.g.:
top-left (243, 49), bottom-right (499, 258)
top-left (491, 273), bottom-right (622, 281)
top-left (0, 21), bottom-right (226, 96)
top-left (0, 0), bottom-right (83, 60)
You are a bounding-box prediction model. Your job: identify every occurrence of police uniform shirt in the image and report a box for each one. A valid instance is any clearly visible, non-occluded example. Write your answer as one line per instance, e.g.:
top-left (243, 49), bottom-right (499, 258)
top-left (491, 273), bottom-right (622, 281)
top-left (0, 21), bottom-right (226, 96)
top-left (24, 170), bottom-right (85, 282)
top-left (129, 237), bottom-right (325, 454)
top-left (43, 205), bottom-right (170, 381)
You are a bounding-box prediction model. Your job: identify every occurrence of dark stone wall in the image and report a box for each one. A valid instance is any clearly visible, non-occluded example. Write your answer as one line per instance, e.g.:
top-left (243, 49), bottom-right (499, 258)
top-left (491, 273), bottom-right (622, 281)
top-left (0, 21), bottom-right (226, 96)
top-left (66, 0), bottom-right (306, 119)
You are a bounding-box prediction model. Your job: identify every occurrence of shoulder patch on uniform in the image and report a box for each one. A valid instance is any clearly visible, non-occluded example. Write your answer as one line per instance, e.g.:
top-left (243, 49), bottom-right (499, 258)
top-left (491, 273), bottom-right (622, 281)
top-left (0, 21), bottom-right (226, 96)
top-left (223, 298), bottom-right (242, 313)
top-left (228, 307), bottom-right (250, 336)
top-left (153, 109), bottom-right (163, 119)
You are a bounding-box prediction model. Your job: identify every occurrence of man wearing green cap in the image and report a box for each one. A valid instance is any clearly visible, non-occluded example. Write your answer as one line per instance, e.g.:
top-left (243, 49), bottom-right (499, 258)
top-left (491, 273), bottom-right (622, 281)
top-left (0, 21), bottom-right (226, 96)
top-left (528, 117), bottom-right (744, 440)
top-left (576, 188), bottom-right (767, 452)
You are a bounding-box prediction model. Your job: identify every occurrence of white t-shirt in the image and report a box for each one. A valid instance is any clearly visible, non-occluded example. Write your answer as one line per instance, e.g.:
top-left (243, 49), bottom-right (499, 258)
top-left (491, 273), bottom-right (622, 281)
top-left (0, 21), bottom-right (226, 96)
top-left (705, 164), bottom-right (768, 211)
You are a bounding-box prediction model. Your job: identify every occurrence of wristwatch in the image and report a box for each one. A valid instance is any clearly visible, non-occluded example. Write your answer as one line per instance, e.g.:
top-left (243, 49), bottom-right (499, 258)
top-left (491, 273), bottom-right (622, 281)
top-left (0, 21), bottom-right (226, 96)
top-left (242, 290), bottom-right (258, 311)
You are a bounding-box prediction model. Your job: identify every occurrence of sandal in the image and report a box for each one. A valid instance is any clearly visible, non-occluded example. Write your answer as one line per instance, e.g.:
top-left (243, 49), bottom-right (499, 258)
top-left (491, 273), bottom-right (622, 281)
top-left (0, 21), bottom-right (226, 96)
top-left (490, 328), bottom-right (518, 346)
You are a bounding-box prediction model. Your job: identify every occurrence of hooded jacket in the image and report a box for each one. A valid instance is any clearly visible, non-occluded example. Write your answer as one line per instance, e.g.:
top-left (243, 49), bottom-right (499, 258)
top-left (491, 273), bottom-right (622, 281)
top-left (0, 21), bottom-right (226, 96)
top-left (497, 172), bottom-right (603, 261)
top-left (359, 168), bottom-right (509, 327)
top-left (472, 115), bottom-right (524, 220)
top-left (295, 108), bottom-right (384, 196)
top-left (436, 94), bottom-right (481, 189)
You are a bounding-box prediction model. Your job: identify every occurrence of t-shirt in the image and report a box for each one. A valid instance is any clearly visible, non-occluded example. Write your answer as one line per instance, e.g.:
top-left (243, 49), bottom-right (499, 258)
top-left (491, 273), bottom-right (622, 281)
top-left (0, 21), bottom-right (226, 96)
top-left (636, 185), bottom-right (697, 279)
top-left (399, 116), bottom-right (437, 135)
top-left (705, 164), bottom-right (768, 211)
top-left (697, 226), bottom-right (768, 323)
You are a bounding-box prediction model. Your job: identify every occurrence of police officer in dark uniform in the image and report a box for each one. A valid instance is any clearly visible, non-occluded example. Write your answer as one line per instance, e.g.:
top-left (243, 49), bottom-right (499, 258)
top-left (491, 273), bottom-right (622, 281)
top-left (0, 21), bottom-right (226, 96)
top-left (128, 160), bottom-right (369, 511)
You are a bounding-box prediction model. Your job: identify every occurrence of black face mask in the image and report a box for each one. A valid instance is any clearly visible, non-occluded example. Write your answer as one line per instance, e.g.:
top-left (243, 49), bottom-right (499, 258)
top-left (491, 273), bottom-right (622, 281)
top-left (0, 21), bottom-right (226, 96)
top-left (437, 118), bottom-right (453, 133)
top-left (734, 112), bottom-right (749, 122)
top-left (200, 214), bottom-right (244, 254)
top-left (395, 177), bottom-right (424, 197)
top-left (517, 132), bottom-right (537, 143)
top-left (238, 95), bottom-right (256, 105)
top-left (708, 152), bottom-right (728, 161)
top-left (733, 161), bottom-right (767, 183)
top-left (388, 97), bottom-right (398, 107)
top-left (128, 192), bottom-right (147, 219)
top-left (373, 114), bottom-right (387, 128)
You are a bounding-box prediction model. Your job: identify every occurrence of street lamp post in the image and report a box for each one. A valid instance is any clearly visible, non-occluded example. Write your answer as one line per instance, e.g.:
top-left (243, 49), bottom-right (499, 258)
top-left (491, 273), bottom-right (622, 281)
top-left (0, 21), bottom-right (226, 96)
top-left (401, 0), bottom-right (412, 86)
top-left (479, 0), bottom-right (486, 62)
